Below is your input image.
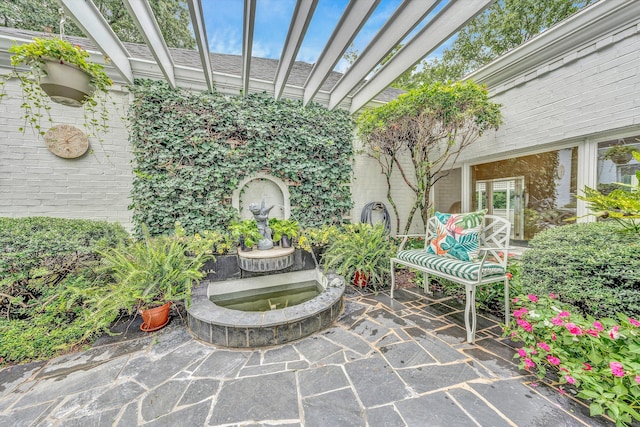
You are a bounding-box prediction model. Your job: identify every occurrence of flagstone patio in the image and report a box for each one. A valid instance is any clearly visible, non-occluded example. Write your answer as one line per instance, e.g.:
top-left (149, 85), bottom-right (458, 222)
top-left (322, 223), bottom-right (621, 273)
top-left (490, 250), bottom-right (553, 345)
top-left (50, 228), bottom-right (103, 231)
top-left (0, 287), bottom-right (612, 426)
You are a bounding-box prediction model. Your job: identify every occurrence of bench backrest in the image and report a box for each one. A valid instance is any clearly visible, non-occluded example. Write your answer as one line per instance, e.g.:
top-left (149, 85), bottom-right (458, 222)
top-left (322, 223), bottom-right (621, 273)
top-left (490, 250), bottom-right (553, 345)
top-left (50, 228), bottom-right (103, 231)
top-left (424, 214), bottom-right (512, 268)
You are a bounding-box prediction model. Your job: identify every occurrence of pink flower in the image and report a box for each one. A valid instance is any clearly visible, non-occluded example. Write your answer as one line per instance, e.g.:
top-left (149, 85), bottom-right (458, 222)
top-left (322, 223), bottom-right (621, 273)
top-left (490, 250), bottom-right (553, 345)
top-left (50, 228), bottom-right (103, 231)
top-left (565, 375), bottom-right (576, 385)
top-left (558, 388), bottom-right (566, 395)
top-left (517, 348), bottom-right (527, 358)
top-left (513, 307), bottom-right (528, 318)
top-left (551, 317), bottom-right (564, 326)
top-left (629, 318), bottom-right (640, 327)
top-left (593, 321), bottom-right (604, 331)
top-left (527, 294), bottom-right (539, 303)
top-left (610, 361), bottom-right (625, 377)
top-left (558, 311), bottom-right (571, 318)
top-left (547, 355), bottom-right (561, 366)
top-left (512, 297), bottom-right (520, 303)
top-left (549, 293), bottom-right (557, 299)
top-left (583, 363), bottom-right (592, 371)
top-left (530, 382), bottom-right (538, 387)
top-left (636, 375), bottom-right (640, 384)
top-left (537, 342), bottom-right (550, 351)
top-left (551, 332), bottom-right (557, 341)
top-left (585, 329), bottom-right (599, 337)
top-left (524, 358), bottom-right (535, 369)
top-left (609, 326), bottom-right (620, 340)
top-left (565, 323), bottom-right (582, 335)
top-left (516, 319), bottom-right (533, 332)
top-left (505, 272), bottom-right (513, 279)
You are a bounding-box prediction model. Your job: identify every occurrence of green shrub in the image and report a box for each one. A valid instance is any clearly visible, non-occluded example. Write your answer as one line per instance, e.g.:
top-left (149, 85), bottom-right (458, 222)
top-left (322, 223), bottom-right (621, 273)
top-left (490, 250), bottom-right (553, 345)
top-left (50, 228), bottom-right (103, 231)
top-left (521, 222), bottom-right (640, 318)
top-left (0, 217), bottom-right (129, 365)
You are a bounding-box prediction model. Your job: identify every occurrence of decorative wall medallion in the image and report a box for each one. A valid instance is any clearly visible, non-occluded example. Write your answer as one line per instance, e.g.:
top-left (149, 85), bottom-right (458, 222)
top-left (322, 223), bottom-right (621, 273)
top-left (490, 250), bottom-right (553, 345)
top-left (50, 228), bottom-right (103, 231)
top-left (44, 125), bottom-right (89, 159)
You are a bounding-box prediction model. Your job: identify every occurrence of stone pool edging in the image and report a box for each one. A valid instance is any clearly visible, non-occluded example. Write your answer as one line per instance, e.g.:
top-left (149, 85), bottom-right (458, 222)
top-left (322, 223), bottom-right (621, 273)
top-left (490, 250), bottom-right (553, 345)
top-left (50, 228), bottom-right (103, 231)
top-left (187, 271), bottom-right (345, 348)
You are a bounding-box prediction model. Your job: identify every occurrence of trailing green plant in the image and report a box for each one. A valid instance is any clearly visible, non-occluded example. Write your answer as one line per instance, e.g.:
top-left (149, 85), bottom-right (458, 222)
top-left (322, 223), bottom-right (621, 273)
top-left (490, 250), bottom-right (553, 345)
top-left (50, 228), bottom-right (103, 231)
top-left (128, 80), bottom-right (354, 238)
top-left (579, 151), bottom-right (640, 232)
top-left (520, 222), bottom-right (640, 318)
top-left (506, 293), bottom-right (640, 426)
top-left (1, 37), bottom-right (112, 139)
top-left (229, 219), bottom-right (263, 249)
top-left (269, 218), bottom-right (299, 242)
top-left (0, 216), bottom-right (129, 365)
top-left (321, 223), bottom-right (397, 291)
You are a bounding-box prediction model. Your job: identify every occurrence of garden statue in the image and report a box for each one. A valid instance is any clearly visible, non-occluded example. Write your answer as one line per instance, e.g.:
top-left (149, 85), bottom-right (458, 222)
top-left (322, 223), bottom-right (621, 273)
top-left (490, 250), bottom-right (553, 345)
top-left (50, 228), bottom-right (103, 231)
top-left (249, 200), bottom-right (274, 250)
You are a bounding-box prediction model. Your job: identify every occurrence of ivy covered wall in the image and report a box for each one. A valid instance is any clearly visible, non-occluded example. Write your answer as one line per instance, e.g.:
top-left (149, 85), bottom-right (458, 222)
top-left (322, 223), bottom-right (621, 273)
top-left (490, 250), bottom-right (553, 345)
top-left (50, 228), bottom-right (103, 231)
top-left (129, 80), bottom-right (354, 236)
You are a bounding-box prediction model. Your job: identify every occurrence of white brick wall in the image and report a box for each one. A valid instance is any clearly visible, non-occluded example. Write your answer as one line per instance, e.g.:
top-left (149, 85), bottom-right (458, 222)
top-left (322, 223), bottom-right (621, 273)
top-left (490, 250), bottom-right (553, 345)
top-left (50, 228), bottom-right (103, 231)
top-left (459, 24), bottom-right (640, 164)
top-left (0, 71), bottom-right (134, 230)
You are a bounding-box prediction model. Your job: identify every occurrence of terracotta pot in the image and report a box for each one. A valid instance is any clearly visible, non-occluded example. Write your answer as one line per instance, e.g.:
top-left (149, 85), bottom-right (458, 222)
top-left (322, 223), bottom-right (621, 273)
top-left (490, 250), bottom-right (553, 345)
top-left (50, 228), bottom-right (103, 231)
top-left (352, 271), bottom-right (369, 287)
top-left (139, 301), bottom-right (171, 332)
top-left (38, 60), bottom-right (93, 107)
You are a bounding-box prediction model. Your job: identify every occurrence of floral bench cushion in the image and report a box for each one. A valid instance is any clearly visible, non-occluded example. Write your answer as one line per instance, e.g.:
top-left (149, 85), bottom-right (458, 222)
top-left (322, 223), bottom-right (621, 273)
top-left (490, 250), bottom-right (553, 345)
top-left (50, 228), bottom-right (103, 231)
top-left (396, 250), bottom-right (505, 282)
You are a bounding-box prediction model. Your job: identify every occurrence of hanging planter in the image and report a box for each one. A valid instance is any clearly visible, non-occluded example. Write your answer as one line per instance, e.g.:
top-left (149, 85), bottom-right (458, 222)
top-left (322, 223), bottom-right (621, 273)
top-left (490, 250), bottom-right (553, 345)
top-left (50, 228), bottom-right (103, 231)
top-left (1, 37), bottom-right (112, 138)
top-left (603, 144), bottom-right (638, 165)
top-left (39, 59), bottom-right (93, 107)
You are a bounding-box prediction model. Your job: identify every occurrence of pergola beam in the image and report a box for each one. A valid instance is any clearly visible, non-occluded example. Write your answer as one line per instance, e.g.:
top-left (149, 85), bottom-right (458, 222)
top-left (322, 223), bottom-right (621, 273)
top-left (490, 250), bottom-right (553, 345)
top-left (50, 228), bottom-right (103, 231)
top-left (122, 0), bottom-right (176, 88)
top-left (328, 0), bottom-right (440, 110)
top-left (274, 0), bottom-right (318, 100)
top-left (58, 0), bottom-right (134, 84)
top-left (349, 0), bottom-right (494, 113)
top-left (302, 0), bottom-right (379, 106)
top-left (186, 0), bottom-right (214, 93)
top-left (242, 0), bottom-right (257, 96)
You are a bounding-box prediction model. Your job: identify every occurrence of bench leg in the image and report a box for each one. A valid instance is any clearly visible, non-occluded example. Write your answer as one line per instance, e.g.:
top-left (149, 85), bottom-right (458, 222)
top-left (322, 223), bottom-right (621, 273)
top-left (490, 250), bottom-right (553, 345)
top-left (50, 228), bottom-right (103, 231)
top-left (504, 277), bottom-right (510, 327)
top-left (464, 284), bottom-right (477, 343)
top-left (390, 259), bottom-right (396, 299)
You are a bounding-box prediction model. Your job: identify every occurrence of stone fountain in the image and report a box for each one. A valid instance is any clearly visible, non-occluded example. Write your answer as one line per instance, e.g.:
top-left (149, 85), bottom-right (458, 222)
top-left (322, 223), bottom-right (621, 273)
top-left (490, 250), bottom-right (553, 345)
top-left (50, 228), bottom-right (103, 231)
top-left (187, 191), bottom-right (345, 348)
top-left (236, 199), bottom-right (295, 272)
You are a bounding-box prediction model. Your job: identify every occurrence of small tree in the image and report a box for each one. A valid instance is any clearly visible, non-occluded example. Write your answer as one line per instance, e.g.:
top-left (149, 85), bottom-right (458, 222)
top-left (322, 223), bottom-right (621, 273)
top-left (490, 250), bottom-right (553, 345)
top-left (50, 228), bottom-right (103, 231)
top-left (357, 81), bottom-right (502, 234)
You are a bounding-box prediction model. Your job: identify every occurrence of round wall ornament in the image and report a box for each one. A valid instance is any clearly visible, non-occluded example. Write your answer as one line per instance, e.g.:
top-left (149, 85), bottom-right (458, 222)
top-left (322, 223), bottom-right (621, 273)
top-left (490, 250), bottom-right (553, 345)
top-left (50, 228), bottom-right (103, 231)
top-left (44, 124), bottom-right (89, 159)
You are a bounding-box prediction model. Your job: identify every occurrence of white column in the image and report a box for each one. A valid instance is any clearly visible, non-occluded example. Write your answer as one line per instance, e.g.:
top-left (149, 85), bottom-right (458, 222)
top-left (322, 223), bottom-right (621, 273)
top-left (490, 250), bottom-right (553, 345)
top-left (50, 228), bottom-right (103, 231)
top-left (577, 139), bottom-right (598, 223)
top-left (461, 163), bottom-right (472, 212)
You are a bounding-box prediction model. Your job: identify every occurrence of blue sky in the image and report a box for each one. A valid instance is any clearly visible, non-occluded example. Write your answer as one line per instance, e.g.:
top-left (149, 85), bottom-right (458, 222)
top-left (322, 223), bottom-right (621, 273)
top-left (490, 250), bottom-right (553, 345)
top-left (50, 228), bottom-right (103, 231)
top-left (202, 0), bottom-right (450, 73)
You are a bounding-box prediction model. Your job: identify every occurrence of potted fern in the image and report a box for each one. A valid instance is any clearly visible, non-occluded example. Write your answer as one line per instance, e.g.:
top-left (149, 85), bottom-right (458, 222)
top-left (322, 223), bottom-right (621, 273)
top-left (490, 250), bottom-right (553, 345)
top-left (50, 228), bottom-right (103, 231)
top-left (321, 223), bottom-right (396, 291)
top-left (99, 235), bottom-right (212, 331)
top-left (2, 37), bottom-right (112, 137)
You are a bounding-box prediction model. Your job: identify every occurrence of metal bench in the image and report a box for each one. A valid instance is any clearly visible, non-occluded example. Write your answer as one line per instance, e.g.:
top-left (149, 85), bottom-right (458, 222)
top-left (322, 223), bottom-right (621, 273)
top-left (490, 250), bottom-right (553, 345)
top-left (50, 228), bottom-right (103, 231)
top-left (390, 214), bottom-right (512, 343)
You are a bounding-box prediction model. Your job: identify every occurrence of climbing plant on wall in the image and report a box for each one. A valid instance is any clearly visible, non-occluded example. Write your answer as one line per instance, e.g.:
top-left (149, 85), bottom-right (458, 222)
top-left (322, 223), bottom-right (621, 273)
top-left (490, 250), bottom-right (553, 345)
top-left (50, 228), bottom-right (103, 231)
top-left (128, 80), bottom-right (354, 237)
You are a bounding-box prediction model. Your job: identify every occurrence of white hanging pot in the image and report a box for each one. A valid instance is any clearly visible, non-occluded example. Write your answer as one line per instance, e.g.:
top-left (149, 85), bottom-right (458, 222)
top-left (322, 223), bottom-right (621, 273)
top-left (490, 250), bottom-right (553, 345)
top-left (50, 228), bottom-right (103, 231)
top-left (38, 60), bottom-right (94, 107)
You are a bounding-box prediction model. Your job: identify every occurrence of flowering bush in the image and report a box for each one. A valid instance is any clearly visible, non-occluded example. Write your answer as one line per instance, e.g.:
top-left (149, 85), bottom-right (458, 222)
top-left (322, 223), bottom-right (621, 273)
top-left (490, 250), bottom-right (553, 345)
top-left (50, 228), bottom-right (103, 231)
top-left (506, 293), bottom-right (640, 426)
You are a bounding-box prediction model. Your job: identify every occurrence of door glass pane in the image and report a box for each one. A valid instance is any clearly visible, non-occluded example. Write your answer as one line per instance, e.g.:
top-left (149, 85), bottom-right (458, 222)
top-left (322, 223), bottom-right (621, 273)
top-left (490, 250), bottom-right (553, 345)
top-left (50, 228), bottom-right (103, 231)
top-left (472, 148), bottom-right (577, 242)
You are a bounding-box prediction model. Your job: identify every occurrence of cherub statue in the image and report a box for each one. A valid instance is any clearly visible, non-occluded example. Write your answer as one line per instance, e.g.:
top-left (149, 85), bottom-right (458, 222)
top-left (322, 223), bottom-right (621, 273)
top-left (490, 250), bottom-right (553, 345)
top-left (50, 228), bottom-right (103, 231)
top-left (249, 199), bottom-right (274, 250)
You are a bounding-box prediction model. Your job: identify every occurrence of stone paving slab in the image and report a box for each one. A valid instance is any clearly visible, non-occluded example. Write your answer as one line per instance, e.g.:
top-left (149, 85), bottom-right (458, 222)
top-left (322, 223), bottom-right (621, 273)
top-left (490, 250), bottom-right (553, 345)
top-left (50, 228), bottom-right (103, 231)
top-left (0, 288), bottom-right (614, 426)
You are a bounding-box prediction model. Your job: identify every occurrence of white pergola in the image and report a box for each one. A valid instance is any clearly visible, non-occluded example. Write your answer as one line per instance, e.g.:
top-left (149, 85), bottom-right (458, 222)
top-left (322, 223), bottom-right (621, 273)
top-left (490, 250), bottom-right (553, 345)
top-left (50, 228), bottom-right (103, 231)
top-left (35, 0), bottom-right (493, 112)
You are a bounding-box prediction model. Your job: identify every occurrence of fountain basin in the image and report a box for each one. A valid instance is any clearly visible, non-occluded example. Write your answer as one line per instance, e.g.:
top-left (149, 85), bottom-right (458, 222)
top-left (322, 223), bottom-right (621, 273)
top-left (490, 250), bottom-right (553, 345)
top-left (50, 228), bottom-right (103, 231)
top-left (237, 246), bottom-right (295, 272)
top-left (187, 269), bottom-right (344, 348)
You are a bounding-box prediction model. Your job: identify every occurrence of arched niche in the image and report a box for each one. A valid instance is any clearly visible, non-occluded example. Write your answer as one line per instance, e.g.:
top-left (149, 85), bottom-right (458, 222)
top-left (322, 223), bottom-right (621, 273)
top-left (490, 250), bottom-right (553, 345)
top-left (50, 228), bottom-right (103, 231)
top-left (232, 173), bottom-right (291, 220)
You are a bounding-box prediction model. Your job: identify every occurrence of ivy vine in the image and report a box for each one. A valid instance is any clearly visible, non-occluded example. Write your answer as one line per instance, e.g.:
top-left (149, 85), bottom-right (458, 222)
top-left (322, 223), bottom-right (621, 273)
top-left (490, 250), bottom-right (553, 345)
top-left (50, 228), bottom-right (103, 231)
top-left (128, 80), bottom-right (354, 236)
